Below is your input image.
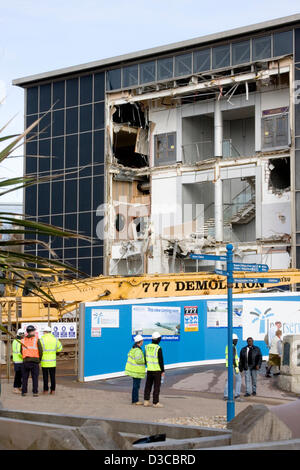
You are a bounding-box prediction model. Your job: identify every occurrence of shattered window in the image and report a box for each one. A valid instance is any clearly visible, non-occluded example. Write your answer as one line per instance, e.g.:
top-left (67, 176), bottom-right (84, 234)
top-left (157, 57), bottom-right (173, 80)
top-left (193, 49), bottom-right (211, 73)
top-left (140, 61), bottom-right (156, 84)
top-left (262, 113), bottom-right (289, 149)
top-left (232, 40), bottom-right (250, 65)
top-left (252, 35), bottom-right (271, 61)
top-left (273, 30), bottom-right (293, 57)
top-left (175, 53), bottom-right (192, 77)
top-left (154, 132), bottom-right (176, 166)
top-left (106, 69), bottom-right (121, 90)
top-left (212, 44), bottom-right (230, 69)
top-left (123, 65), bottom-right (138, 88)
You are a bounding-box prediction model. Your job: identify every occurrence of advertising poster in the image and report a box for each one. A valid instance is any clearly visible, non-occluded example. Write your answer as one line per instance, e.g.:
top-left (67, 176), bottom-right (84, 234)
top-left (242, 300), bottom-right (300, 340)
top-left (132, 305), bottom-right (181, 340)
top-left (184, 306), bottom-right (199, 332)
top-left (207, 301), bottom-right (243, 327)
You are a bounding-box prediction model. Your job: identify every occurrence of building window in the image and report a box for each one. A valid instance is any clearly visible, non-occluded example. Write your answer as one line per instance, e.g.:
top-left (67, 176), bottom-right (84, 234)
top-left (232, 40), bottom-right (250, 65)
top-left (106, 69), bottom-right (121, 91)
top-left (193, 49), bottom-right (211, 73)
top-left (154, 132), bottom-right (176, 166)
top-left (273, 30), bottom-right (293, 57)
top-left (123, 64), bottom-right (138, 88)
top-left (212, 44), bottom-right (230, 69)
top-left (262, 109), bottom-right (289, 150)
top-left (252, 35), bottom-right (271, 61)
top-left (157, 57), bottom-right (173, 81)
top-left (140, 61), bottom-right (156, 84)
top-left (175, 53), bottom-right (192, 77)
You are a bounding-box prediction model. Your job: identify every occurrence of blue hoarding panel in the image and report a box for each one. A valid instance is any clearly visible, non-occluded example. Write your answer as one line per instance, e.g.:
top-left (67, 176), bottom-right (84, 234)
top-left (80, 293), bottom-right (300, 381)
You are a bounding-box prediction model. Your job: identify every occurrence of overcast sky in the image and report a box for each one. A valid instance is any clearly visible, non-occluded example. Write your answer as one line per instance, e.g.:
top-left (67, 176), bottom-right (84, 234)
top-left (1, 0), bottom-right (299, 202)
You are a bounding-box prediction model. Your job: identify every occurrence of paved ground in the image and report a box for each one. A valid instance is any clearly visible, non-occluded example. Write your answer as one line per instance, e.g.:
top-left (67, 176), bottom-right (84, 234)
top-left (0, 361), bottom-right (297, 427)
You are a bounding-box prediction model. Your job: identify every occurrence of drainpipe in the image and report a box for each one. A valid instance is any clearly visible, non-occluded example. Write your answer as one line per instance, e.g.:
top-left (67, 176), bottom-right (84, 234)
top-left (214, 97), bottom-right (223, 244)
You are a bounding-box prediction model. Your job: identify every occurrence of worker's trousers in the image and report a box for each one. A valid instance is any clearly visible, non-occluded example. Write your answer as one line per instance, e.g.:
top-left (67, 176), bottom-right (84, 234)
top-left (144, 371), bottom-right (162, 404)
top-left (22, 362), bottom-right (39, 395)
top-left (13, 363), bottom-right (23, 389)
top-left (132, 377), bottom-right (141, 403)
top-left (42, 367), bottom-right (56, 392)
top-left (224, 368), bottom-right (241, 398)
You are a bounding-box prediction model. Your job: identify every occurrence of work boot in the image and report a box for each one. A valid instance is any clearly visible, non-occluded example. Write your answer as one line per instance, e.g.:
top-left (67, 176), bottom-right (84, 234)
top-left (153, 403), bottom-right (164, 408)
top-left (132, 401), bottom-right (143, 406)
top-left (143, 400), bottom-right (150, 407)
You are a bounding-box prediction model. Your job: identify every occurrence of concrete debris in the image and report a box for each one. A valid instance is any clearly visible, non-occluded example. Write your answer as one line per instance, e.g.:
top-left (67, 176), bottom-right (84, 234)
top-left (28, 420), bottom-right (132, 450)
top-left (227, 404), bottom-right (292, 445)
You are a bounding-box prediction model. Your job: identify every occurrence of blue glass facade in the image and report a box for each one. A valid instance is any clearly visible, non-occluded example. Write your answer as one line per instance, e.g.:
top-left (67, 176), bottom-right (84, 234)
top-left (25, 72), bottom-right (105, 277)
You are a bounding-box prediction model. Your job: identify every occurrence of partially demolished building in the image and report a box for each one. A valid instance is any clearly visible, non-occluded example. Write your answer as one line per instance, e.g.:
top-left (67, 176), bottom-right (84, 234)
top-left (13, 14), bottom-right (300, 277)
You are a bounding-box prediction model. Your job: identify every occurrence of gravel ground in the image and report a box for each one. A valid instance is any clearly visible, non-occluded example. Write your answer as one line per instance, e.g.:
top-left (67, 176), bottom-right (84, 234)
top-left (157, 415), bottom-right (228, 429)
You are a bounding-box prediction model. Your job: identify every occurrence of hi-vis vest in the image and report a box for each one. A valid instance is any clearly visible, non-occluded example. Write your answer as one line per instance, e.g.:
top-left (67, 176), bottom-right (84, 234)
top-left (225, 345), bottom-right (239, 373)
top-left (125, 347), bottom-right (146, 379)
top-left (21, 336), bottom-right (39, 359)
top-left (40, 333), bottom-right (62, 368)
top-left (145, 343), bottom-right (161, 372)
top-left (12, 339), bottom-right (23, 363)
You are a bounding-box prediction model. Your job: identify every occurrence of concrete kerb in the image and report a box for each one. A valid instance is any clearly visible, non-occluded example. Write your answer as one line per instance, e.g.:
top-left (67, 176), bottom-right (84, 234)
top-left (0, 408), bottom-right (232, 450)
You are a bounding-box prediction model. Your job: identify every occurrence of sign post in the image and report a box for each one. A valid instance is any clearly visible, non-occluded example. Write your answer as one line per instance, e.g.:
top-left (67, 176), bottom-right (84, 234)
top-left (190, 245), bottom-right (279, 423)
top-left (226, 244), bottom-right (235, 422)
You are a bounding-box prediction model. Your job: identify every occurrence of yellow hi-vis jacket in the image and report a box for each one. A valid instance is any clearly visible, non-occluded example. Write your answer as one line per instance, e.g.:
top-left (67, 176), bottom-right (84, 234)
top-left (125, 346), bottom-right (146, 379)
top-left (145, 343), bottom-right (161, 371)
top-left (40, 333), bottom-right (63, 368)
top-left (12, 339), bottom-right (23, 363)
top-left (225, 345), bottom-right (240, 373)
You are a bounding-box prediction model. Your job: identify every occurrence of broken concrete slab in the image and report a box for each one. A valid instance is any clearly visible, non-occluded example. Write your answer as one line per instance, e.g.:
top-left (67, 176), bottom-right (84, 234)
top-left (28, 428), bottom-right (87, 450)
top-left (227, 404), bottom-right (292, 445)
top-left (78, 419), bottom-right (132, 450)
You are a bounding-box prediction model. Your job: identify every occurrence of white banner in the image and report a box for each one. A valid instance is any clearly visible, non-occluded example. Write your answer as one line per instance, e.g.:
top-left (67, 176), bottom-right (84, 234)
top-left (21, 322), bottom-right (77, 339)
top-left (207, 301), bottom-right (243, 327)
top-left (91, 309), bottom-right (119, 328)
top-left (242, 300), bottom-right (300, 340)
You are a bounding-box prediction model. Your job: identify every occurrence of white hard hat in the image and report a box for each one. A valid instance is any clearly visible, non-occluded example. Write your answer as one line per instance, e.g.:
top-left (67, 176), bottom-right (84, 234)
top-left (152, 331), bottom-right (161, 339)
top-left (134, 334), bottom-right (143, 343)
top-left (232, 333), bottom-right (238, 340)
top-left (43, 326), bottom-right (52, 332)
top-left (17, 328), bottom-right (24, 336)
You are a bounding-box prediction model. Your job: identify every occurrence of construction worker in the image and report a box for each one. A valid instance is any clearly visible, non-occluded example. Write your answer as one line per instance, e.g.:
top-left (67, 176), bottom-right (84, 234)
top-left (144, 331), bottom-right (165, 408)
top-left (12, 328), bottom-right (25, 394)
top-left (223, 333), bottom-right (242, 402)
top-left (125, 334), bottom-right (146, 405)
top-left (40, 325), bottom-right (63, 395)
top-left (21, 325), bottom-right (43, 397)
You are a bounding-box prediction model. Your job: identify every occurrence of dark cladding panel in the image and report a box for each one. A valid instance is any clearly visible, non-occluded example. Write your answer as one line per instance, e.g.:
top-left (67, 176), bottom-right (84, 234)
top-left (94, 72), bottom-right (105, 101)
top-left (80, 75), bottom-right (93, 105)
top-left (39, 84), bottom-right (51, 113)
top-left (25, 185), bottom-right (37, 217)
top-left (295, 28), bottom-right (300, 63)
top-left (27, 87), bottom-right (38, 115)
top-left (53, 80), bottom-right (65, 110)
top-left (66, 78), bottom-right (79, 107)
top-left (80, 104), bottom-right (92, 132)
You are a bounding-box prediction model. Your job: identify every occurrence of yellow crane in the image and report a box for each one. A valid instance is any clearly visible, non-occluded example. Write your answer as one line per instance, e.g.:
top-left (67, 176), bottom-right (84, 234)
top-left (0, 268), bottom-right (298, 325)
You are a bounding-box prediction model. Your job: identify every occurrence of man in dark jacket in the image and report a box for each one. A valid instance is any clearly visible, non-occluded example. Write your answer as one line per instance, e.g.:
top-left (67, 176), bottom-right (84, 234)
top-left (239, 337), bottom-right (262, 397)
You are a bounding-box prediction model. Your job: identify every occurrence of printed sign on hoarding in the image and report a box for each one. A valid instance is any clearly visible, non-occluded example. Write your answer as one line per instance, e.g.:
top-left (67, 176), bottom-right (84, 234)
top-left (184, 306), bottom-right (199, 332)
